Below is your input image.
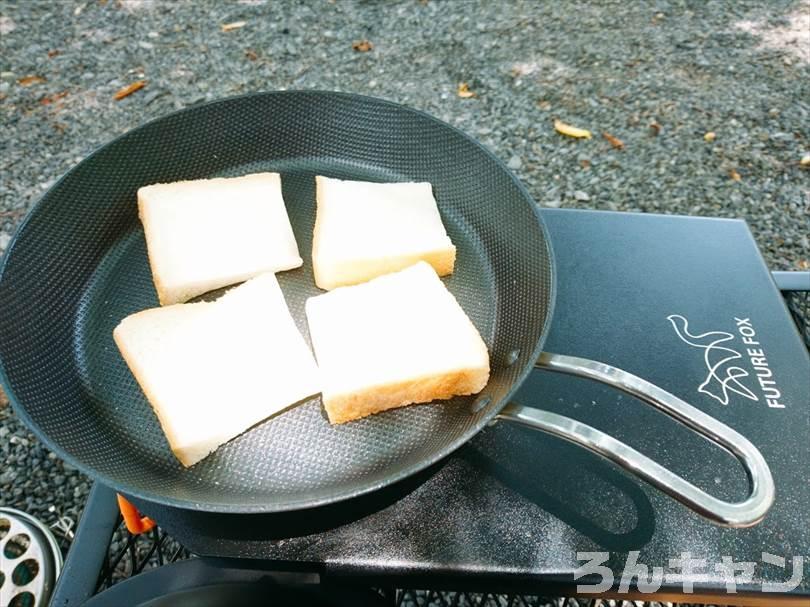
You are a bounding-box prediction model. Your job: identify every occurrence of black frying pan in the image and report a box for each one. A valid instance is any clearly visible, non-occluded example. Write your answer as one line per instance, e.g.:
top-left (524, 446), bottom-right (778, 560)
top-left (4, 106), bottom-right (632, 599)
top-left (0, 92), bottom-right (772, 526)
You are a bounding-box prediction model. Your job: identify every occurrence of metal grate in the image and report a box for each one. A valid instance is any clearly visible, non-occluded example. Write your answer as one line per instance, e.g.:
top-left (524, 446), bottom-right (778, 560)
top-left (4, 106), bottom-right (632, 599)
top-left (95, 517), bottom-right (191, 591)
top-left (92, 523), bottom-right (718, 607)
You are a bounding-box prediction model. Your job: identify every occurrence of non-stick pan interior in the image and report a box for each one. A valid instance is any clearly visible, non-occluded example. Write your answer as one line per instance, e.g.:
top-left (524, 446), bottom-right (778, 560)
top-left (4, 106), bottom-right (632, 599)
top-left (0, 92), bottom-right (554, 511)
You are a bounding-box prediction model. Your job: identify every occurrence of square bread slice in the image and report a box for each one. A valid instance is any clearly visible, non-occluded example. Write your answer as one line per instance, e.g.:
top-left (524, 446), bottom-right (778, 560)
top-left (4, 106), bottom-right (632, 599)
top-left (113, 273), bottom-right (320, 467)
top-left (305, 261), bottom-right (489, 424)
top-left (138, 172), bottom-right (302, 305)
top-left (312, 176), bottom-right (456, 290)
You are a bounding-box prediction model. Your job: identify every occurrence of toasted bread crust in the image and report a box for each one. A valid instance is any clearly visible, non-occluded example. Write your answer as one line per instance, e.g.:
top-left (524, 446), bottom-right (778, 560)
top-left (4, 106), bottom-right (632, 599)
top-left (314, 247), bottom-right (456, 291)
top-left (323, 365), bottom-right (489, 424)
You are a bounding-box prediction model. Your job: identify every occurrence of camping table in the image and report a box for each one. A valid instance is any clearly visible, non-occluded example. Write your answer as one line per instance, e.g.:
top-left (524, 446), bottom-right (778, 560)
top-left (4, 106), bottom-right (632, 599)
top-left (50, 209), bottom-right (810, 606)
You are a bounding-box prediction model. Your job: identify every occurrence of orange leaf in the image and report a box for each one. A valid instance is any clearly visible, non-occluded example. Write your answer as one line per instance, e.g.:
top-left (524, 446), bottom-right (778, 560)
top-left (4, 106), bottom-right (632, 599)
top-left (649, 121), bottom-right (661, 135)
top-left (729, 169), bottom-right (742, 181)
top-left (602, 131), bottom-right (624, 150)
top-left (221, 21), bottom-right (247, 32)
top-left (40, 90), bottom-right (69, 105)
top-left (113, 80), bottom-right (146, 100)
top-left (457, 82), bottom-right (476, 99)
top-left (18, 75), bottom-right (46, 87)
top-left (554, 119), bottom-right (591, 139)
top-left (352, 40), bottom-right (373, 52)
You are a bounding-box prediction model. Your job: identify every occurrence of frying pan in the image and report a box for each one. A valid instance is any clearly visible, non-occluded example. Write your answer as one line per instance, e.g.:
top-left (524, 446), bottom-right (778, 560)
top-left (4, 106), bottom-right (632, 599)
top-left (0, 92), bottom-right (773, 527)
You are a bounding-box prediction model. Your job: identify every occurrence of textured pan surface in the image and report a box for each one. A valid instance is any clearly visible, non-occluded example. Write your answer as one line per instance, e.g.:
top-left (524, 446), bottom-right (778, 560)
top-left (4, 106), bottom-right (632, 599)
top-left (0, 92), bottom-right (554, 511)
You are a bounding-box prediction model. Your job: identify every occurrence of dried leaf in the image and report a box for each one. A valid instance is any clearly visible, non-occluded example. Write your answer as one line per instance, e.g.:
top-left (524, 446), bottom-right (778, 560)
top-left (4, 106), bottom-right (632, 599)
top-left (602, 131), bottom-right (624, 150)
top-left (47, 49), bottom-right (61, 58)
top-left (457, 82), bottom-right (476, 99)
top-left (18, 75), bottom-right (46, 87)
top-left (113, 80), bottom-right (146, 100)
top-left (554, 119), bottom-right (591, 139)
top-left (649, 121), bottom-right (661, 135)
top-left (704, 131), bottom-right (716, 142)
top-left (40, 91), bottom-right (69, 105)
top-left (245, 48), bottom-right (258, 61)
top-left (352, 40), bottom-right (373, 52)
top-left (580, 159), bottom-right (591, 170)
top-left (729, 169), bottom-right (742, 181)
top-left (536, 99), bottom-right (552, 111)
top-left (799, 260), bottom-right (810, 270)
top-left (800, 154), bottom-right (810, 167)
top-left (221, 21), bottom-right (247, 32)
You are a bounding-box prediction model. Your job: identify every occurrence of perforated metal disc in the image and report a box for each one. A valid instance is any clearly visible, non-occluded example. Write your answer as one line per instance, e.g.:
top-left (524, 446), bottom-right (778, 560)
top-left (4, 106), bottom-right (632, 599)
top-left (0, 508), bottom-right (62, 607)
top-left (0, 92), bottom-right (555, 512)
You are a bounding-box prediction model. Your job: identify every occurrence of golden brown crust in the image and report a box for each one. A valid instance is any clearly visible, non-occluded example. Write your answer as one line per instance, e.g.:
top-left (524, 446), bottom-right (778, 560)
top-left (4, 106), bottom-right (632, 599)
top-left (314, 247), bottom-right (457, 291)
top-left (323, 365), bottom-right (489, 424)
top-left (424, 246), bottom-right (456, 277)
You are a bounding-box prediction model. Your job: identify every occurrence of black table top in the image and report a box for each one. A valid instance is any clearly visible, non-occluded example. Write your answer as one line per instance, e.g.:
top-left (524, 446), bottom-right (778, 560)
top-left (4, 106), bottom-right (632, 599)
top-left (126, 209), bottom-right (809, 601)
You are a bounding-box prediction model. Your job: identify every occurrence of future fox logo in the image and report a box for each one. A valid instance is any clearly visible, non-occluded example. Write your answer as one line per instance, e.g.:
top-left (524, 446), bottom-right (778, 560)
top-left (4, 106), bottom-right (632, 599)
top-left (667, 314), bottom-right (758, 405)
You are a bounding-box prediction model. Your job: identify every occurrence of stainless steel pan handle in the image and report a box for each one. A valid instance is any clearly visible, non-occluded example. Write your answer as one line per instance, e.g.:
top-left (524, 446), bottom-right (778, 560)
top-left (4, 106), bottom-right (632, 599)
top-left (496, 353), bottom-right (775, 528)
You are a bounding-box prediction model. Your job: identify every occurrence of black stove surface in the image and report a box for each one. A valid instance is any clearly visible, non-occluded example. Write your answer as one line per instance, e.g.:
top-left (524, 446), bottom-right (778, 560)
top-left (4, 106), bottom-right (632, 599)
top-left (134, 209), bottom-right (810, 599)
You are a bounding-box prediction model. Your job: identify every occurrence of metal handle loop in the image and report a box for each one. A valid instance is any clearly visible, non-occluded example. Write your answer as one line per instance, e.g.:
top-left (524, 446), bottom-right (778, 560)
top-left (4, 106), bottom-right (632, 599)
top-left (496, 352), bottom-right (775, 527)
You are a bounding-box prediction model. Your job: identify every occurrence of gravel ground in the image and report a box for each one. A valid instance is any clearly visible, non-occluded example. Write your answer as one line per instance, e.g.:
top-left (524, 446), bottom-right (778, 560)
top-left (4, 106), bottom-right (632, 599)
top-left (1, 0), bottom-right (809, 549)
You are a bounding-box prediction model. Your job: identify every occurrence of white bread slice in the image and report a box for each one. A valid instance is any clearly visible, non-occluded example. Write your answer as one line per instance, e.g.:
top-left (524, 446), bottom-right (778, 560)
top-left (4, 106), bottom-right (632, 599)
top-left (305, 262), bottom-right (489, 424)
top-left (113, 273), bottom-right (320, 467)
top-left (138, 172), bottom-right (302, 305)
top-left (312, 176), bottom-right (456, 290)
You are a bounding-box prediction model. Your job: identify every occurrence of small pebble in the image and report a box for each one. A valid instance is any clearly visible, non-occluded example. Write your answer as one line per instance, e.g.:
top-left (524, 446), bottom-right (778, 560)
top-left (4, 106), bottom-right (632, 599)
top-left (507, 155), bottom-right (522, 170)
top-left (573, 190), bottom-right (590, 202)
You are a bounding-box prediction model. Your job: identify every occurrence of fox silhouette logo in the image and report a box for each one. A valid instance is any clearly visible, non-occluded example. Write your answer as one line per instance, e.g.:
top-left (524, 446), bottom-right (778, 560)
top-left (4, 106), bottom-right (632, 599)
top-left (667, 314), bottom-right (758, 405)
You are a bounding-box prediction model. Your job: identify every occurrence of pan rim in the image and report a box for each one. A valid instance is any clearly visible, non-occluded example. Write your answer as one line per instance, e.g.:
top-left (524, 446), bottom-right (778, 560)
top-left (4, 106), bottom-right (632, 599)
top-left (0, 90), bottom-right (557, 513)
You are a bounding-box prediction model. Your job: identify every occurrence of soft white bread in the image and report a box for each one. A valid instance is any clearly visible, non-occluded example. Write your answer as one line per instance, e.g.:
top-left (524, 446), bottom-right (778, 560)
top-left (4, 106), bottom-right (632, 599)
top-left (312, 176), bottom-right (456, 290)
top-left (113, 273), bottom-right (320, 467)
top-left (305, 262), bottom-right (489, 424)
top-left (138, 172), bottom-right (302, 305)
